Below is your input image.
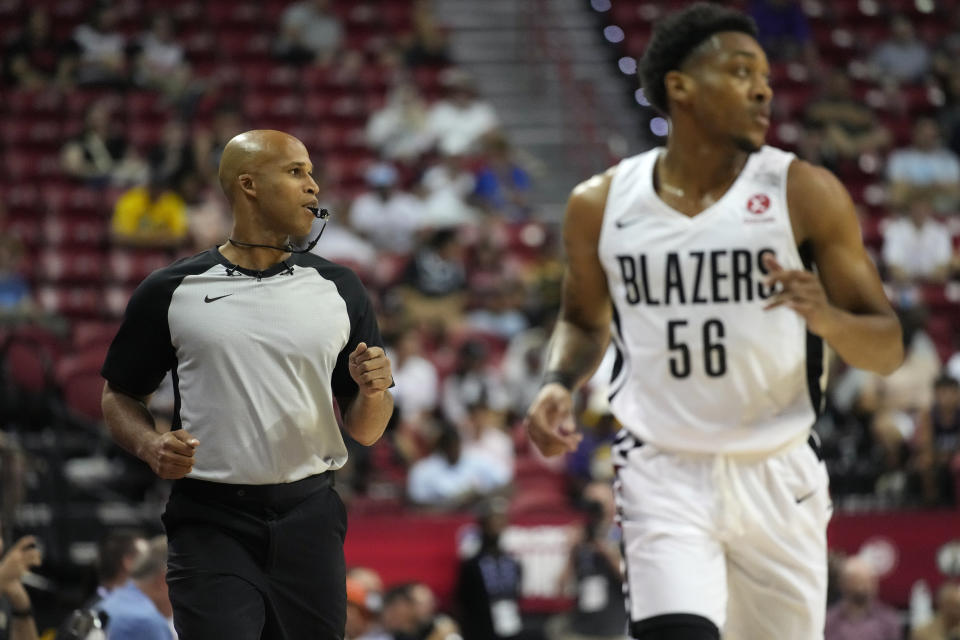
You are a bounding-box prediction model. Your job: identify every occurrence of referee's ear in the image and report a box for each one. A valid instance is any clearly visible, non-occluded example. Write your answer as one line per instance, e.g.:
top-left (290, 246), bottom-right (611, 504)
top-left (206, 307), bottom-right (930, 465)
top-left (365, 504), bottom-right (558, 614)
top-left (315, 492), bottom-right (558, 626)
top-left (238, 173), bottom-right (256, 199)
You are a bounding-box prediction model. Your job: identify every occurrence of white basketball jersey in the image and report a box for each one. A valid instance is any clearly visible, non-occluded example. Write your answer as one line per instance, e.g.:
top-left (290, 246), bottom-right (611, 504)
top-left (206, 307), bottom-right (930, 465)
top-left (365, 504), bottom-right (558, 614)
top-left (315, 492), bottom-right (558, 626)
top-left (598, 145), bottom-right (825, 455)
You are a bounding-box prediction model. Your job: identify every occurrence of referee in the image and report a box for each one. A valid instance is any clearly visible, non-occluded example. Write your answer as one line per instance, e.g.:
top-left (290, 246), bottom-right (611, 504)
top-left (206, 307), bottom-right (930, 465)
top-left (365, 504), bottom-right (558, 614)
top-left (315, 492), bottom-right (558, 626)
top-left (100, 129), bottom-right (395, 640)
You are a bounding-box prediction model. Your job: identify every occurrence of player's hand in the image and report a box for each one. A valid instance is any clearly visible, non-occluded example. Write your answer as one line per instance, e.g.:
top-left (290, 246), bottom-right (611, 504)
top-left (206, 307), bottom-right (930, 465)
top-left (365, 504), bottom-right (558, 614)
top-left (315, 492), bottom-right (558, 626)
top-left (763, 253), bottom-right (839, 337)
top-left (349, 343), bottom-right (392, 397)
top-left (145, 430), bottom-right (199, 479)
top-left (524, 383), bottom-right (582, 457)
top-left (0, 536), bottom-right (41, 600)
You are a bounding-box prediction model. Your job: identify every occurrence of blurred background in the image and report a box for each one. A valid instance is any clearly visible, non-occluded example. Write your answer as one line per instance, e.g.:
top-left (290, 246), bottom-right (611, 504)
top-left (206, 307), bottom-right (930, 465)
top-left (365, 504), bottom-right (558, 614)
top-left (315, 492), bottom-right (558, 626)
top-left (2, 0), bottom-right (960, 638)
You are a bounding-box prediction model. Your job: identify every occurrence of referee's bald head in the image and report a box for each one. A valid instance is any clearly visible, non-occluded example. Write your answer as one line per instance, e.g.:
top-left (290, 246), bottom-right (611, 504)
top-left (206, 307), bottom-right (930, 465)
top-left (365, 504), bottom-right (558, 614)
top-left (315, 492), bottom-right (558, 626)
top-left (218, 129), bottom-right (305, 203)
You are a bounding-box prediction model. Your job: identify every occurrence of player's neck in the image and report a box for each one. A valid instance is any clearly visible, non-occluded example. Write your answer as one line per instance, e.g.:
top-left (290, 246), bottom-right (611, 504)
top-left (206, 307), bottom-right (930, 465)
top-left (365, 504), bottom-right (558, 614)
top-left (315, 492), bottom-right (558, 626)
top-left (660, 130), bottom-right (749, 199)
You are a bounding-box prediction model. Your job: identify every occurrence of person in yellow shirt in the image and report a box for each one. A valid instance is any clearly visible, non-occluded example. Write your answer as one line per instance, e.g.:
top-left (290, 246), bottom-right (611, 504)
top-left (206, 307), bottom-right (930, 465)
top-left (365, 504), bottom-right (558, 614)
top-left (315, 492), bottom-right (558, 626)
top-left (111, 174), bottom-right (188, 248)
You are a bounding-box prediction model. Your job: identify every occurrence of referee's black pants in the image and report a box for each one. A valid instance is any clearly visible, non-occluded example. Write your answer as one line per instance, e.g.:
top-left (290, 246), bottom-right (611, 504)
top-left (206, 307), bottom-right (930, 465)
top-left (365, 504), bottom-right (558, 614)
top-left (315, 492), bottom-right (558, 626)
top-left (161, 472), bottom-right (346, 640)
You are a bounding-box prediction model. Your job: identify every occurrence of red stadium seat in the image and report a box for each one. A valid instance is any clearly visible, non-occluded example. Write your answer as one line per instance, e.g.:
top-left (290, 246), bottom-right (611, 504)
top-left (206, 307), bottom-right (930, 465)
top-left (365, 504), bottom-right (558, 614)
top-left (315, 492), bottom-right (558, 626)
top-left (37, 286), bottom-right (104, 319)
top-left (38, 248), bottom-right (107, 284)
top-left (43, 216), bottom-right (108, 249)
top-left (60, 373), bottom-right (106, 422)
top-left (72, 321), bottom-right (121, 351)
top-left (107, 249), bottom-right (171, 285)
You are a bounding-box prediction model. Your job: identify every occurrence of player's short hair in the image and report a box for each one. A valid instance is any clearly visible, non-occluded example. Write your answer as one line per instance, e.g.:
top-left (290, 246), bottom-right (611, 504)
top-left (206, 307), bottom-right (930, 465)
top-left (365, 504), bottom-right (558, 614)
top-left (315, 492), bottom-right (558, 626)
top-left (638, 2), bottom-right (758, 115)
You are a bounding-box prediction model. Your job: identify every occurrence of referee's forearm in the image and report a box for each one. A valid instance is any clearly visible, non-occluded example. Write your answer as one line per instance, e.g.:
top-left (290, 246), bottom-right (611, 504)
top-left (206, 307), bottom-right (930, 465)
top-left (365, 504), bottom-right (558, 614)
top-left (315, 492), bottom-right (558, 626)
top-left (101, 383), bottom-right (161, 463)
top-left (343, 391), bottom-right (394, 446)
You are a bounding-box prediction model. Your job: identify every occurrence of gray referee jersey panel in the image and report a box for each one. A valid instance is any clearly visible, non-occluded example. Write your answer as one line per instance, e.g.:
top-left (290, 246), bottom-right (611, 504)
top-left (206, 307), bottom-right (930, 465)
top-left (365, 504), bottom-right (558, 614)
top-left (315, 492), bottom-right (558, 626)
top-left (102, 248), bottom-right (384, 485)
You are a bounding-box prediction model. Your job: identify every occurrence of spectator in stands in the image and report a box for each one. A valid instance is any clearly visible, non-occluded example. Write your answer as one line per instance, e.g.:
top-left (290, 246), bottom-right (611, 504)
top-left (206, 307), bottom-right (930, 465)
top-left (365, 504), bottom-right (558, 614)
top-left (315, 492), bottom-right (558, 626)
top-left (350, 163), bottom-right (421, 253)
top-left (132, 14), bottom-right (191, 101)
top-left (387, 326), bottom-right (440, 424)
top-left (400, 0), bottom-right (452, 68)
top-left (886, 118), bottom-right (960, 211)
top-left (419, 145), bottom-right (481, 229)
top-left (345, 575), bottom-right (387, 640)
top-left (147, 120), bottom-right (195, 193)
top-left (566, 408), bottom-right (620, 490)
top-left (441, 339), bottom-right (509, 431)
top-left (380, 585), bottom-right (418, 640)
top-left (502, 328), bottom-right (548, 420)
top-left (882, 197), bottom-right (954, 285)
top-left (830, 306), bottom-right (942, 505)
top-left (61, 99), bottom-right (147, 188)
top-left (825, 556), bottom-right (901, 640)
top-left (910, 375), bottom-right (960, 507)
top-left (912, 582), bottom-right (960, 640)
top-left (401, 229), bottom-right (469, 326)
top-left (0, 536), bottom-right (42, 640)
top-left (425, 70), bottom-right (499, 156)
top-left (931, 11), bottom-right (960, 87)
top-left (111, 171), bottom-right (189, 249)
top-left (407, 427), bottom-right (510, 510)
top-left (192, 105), bottom-right (245, 183)
top-left (747, 0), bottom-right (818, 66)
top-left (98, 535), bottom-right (173, 640)
top-left (869, 15), bottom-right (932, 85)
top-left (462, 401), bottom-right (515, 483)
top-left (0, 230), bottom-right (35, 325)
top-left (274, 0), bottom-right (344, 66)
top-left (366, 82), bottom-right (434, 164)
top-left (408, 582), bottom-right (461, 640)
top-left (92, 530), bottom-right (150, 605)
top-left (455, 499), bottom-right (543, 640)
top-left (800, 68), bottom-right (891, 170)
top-left (938, 69), bottom-right (960, 159)
top-left (473, 133), bottom-right (533, 221)
top-left (71, 4), bottom-right (128, 88)
top-left (178, 173), bottom-right (233, 252)
top-left (550, 491), bottom-right (626, 640)
top-left (2, 9), bottom-right (72, 89)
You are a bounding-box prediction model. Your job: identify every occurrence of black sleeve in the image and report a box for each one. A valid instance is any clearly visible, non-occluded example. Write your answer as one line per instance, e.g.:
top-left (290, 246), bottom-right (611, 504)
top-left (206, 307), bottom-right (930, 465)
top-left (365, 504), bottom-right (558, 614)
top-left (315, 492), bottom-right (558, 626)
top-left (331, 270), bottom-right (386, 398)
top-left (100, 271), bottom-right (178, 397)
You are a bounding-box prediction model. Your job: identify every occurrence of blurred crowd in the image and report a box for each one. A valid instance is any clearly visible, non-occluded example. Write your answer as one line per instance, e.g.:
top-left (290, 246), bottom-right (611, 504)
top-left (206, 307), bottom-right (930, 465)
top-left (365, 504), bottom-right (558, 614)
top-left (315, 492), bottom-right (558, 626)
top-left (1, 0), bottom-right (960, 637)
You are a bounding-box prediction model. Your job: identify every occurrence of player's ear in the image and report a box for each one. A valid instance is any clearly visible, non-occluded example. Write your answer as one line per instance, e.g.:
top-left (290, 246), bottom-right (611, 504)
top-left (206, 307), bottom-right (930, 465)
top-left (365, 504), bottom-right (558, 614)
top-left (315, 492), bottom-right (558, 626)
top-left (664, 70), bottom-right (693, 108)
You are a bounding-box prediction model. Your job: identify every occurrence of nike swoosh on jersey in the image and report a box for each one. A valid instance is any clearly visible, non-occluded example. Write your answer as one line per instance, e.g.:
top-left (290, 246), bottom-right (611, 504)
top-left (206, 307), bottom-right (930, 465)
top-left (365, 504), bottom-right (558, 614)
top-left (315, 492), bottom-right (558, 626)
top-left (204, 294), bottom-right (233, 303)
top-left (794, 490), bottom-right (816, 504)
top-left (615, 216), bottom-right (643, 229)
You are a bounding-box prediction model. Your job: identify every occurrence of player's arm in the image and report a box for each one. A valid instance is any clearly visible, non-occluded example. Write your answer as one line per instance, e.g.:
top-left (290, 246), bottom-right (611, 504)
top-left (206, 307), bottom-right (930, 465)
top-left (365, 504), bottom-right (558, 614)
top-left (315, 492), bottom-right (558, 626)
top-left (102, 383), bottom-right (199, 479)
top-left (773, 160), bottom-right (903, 374)
top-left (525, 171), bottom-right (614, 457)
top-left (338, 343), bottom-right (394, 446)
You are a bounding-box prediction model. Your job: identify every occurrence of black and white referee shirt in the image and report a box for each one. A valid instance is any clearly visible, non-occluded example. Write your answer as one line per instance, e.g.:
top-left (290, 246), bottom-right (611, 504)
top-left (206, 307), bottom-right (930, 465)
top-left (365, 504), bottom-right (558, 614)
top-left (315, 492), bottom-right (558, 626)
top-left (101, 248), bottom-right (385, 485)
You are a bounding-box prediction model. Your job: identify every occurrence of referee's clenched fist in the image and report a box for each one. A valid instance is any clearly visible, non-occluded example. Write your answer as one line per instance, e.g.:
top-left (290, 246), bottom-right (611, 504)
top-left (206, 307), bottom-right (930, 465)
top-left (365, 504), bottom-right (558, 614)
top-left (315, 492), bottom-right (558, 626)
top-left (348, 342), bottom-right (392, 396)
top-left (145, 429), bottom-right (199, 479)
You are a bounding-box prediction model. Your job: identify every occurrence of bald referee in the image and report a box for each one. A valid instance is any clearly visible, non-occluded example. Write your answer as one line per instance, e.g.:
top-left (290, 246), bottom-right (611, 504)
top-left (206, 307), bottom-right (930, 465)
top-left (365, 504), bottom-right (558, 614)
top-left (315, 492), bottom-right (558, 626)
top-left (101, 129), bottom-right (394, 640)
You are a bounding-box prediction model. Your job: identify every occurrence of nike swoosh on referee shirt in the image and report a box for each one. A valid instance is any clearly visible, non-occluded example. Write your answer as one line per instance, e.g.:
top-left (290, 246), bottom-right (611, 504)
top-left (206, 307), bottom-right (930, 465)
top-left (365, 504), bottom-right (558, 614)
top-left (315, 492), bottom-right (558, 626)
top-left (204, 294), bottom-right (233, 303)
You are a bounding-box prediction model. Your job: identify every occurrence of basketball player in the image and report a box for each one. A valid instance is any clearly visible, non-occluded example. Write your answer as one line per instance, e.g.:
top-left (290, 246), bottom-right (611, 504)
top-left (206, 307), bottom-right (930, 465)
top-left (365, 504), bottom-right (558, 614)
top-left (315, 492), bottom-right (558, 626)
top-left (101, 130), bottom-right (394, 639)
top-left (524, 4), bottom-right (903, 640)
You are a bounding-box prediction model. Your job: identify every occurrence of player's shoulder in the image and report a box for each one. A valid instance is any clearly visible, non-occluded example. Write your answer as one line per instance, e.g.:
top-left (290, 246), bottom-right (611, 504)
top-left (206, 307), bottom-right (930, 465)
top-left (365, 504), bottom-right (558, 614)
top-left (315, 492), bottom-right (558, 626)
top-left (568, 166), bottom-right (618, 216)
top-left (786, 157), bottom-right (850, 204)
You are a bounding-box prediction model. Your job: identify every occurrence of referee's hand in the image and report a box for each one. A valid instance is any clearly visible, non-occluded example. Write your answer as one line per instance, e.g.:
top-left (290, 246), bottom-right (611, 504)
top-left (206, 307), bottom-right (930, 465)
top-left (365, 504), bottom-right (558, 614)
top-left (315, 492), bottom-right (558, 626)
top-left (348, 342), bottom-right (392, 397)
top-left (524, 383), bottom-right (582, 457)
top-left (146, 430), bottom-right (200, 479)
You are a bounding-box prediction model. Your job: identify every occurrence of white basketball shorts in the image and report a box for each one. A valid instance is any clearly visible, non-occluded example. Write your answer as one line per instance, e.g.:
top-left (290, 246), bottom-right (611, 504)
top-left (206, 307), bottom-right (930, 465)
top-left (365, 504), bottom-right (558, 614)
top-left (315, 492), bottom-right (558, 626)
top-left (612, 429), bottom-right (833, 640)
